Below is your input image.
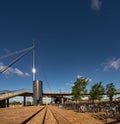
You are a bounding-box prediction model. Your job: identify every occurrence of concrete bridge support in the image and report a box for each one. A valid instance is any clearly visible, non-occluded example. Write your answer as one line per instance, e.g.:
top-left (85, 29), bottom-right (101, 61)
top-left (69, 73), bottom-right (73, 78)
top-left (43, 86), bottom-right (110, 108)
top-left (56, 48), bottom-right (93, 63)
top-left (23, 96), bottom-right (26, 106)
top-left (0, 100), bottom-right (6, 108)
top-left (45, 96), bottom-right (48, 105)
top-left (61, 97), bottom-right (64, 104)
top-left (33, 80), bottom-right (43, 106)
top-left (0, 99), bottom-right (10, 108)
top-left (6, 99), bottom-right (9, 107)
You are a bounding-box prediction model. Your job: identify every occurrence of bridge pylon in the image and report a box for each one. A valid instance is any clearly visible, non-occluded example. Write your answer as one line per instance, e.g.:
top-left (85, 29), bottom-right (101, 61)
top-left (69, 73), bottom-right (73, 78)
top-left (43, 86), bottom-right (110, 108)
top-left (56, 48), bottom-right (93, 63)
top-left (33, 80), bottom-right (43, 106)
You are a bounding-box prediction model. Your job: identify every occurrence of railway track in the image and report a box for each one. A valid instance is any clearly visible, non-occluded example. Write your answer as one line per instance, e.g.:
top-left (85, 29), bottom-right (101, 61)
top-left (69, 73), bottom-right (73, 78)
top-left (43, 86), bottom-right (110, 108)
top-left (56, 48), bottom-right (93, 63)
top-left (49, 106), bottom-right (72, 124)
top-left (21, 105), bottom-right (72, 124)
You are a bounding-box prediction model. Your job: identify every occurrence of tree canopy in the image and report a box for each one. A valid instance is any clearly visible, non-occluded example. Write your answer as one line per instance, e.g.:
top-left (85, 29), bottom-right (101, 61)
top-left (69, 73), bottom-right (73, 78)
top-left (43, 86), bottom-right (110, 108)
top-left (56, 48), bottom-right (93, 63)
top-left (71, 76), bottom-right (118, 103)
top-left (72, 77), bottom-right (89, 101)
top-left (89, 81), bottom-right (105, 103)
top-left (106, 83), bottom-right (116, 102)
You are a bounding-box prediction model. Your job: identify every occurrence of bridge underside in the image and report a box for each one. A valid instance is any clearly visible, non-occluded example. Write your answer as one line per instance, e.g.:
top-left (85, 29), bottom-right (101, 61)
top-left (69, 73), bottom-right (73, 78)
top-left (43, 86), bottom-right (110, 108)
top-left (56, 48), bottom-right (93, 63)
top-left (0, 91), bottom-right (33, 108)
top-left (0, 100), bottom-right (6, 108)
top-left (0, 90), bottom-right (72, 108)
top-left (1, 89), bottom-right (120, 108)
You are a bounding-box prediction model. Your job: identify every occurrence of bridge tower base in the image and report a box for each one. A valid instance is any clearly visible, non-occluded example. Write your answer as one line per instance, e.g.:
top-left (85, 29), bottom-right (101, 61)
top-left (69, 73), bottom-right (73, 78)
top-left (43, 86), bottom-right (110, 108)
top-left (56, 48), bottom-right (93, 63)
top-left (33, 80), bottom-right (43, 106)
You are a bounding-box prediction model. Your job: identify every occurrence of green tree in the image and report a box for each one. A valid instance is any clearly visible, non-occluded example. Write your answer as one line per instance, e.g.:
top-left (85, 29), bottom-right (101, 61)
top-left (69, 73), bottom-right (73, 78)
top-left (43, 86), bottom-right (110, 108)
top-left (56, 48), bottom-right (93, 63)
top-left (72, 77), bottom-right (89, 101)
top-left (106, 83), bottom-right (116, 102)
top-left (90, 82), bottom-right (105, 103)
top-left (10, 101), bottom-right (21, 105)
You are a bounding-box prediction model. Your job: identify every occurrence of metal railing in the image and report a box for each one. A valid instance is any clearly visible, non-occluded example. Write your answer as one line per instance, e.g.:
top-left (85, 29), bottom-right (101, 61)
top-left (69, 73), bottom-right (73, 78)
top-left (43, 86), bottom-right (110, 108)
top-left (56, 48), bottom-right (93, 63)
top-left (0, 89), bottom-right (32, 101)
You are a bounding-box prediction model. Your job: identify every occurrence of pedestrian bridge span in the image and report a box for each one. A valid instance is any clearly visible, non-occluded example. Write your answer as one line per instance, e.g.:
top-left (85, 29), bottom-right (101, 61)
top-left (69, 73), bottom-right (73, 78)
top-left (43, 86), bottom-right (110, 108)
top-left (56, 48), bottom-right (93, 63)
top-left (0, 89), bottom-right (72, 107)
top-left (0, 89), bottom-right (72, 101)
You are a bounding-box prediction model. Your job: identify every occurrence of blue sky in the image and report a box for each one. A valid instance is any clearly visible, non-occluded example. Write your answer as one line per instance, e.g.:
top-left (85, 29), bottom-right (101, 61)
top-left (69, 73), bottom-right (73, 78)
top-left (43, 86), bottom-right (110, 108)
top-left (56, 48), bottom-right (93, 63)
top-left (0, 0), bottom-right (120, 92)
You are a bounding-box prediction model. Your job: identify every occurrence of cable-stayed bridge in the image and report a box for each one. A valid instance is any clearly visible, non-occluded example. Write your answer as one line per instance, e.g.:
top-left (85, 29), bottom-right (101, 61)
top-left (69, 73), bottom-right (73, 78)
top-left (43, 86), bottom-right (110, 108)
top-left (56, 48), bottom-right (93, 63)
top-left (0, 44), bottom-right (73, 107)
top-left (0, 89), bottom-right (72, 108)
top-left (0, 45), bottom-right (120, 108)
top-left (0, 88), bottom-right (120, 108)
top-left (0, 89), bottom-right (72, 101)
top-left (1, 89), bottom-right (120, 101)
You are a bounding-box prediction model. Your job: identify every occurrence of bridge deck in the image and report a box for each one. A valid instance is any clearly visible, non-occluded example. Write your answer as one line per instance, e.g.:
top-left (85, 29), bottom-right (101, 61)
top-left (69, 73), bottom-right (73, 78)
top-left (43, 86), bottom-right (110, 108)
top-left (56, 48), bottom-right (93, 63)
top-left (0, 89), bottom-right (72, 101)
top-left (0, 89), bottom-right (120, 101)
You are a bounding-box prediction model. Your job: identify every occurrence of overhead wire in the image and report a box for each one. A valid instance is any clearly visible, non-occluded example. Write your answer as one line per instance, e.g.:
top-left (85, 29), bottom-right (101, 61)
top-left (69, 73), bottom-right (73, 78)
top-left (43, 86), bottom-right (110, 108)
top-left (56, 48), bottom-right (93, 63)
top-left (35, 47), bottom-right (51, 91)
top-left (0, 44), bottom-right (51, 91)
top-left (0, 46), bottom-right (33, 60)
top-left (0, 46), bottom-right (33, 74)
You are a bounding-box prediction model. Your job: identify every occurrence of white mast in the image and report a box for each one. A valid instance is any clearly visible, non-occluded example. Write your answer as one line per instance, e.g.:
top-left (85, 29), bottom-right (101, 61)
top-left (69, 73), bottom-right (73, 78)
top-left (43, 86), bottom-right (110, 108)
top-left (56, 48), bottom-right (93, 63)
top-left (32, 42), bottom-right (36, 81)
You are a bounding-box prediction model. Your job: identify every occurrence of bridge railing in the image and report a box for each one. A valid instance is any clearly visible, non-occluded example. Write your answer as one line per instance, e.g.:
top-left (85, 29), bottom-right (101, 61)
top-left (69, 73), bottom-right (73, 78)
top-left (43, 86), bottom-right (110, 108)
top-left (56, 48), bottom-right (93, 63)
top-left (0, 89), bottom-right (32, 101)
top-left (43, 90), bottom-right (72, 94)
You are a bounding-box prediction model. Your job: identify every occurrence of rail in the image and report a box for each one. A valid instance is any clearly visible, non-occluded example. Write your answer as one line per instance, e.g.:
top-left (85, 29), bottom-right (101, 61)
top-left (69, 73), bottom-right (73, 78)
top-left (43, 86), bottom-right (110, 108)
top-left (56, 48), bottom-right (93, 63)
top-left (20, 105), bottom-right (73, 124)
top-left (21, 106), bottom-right (46, 124)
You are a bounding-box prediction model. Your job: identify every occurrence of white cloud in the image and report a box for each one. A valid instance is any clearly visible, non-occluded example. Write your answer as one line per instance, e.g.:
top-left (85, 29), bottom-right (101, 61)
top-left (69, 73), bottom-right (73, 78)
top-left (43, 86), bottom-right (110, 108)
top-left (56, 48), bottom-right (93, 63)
top-left (25, 72), bottom-right (30, 77)
top-left (77, 75), bottom-right (82, 79)
top-left (88, 78), bottom-right (92, 82)
top-left (91, 0), bottom-right (102, 11)
top-left (0, 62), bottom-right (30, 77)
top-left (0, 62), bottom-right (4, 70)
top-left (77, 74), bottom-right (92, 82)
top-left (65, 82), bottom-right (74, 87)
top-left (103, 57), bottom-right (120, 71)
top-left (65, 75), bottom-right (92, 87)
top-left (0, 62), bottom-right (8, 73)
top-left (65, 80), bottom-right (74, 87)
top-left (13, 68), bottom-right (24, 76)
